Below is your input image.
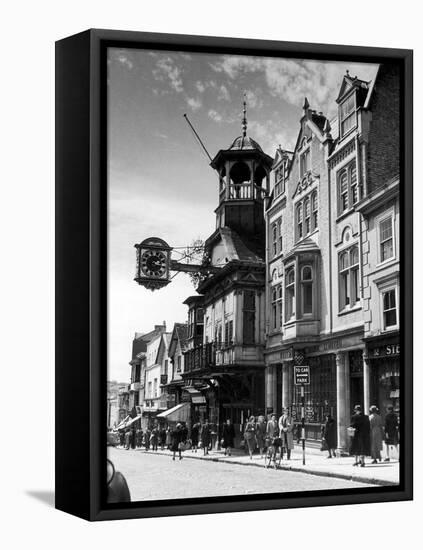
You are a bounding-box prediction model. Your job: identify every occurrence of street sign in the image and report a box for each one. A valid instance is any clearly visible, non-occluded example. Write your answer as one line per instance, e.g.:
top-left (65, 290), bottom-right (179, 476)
top-left (294, 365), bottom-right (310, 385)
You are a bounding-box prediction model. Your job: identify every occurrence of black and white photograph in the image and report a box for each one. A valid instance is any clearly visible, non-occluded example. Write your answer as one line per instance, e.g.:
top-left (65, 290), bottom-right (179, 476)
top-left (105, 46), bottom-right (403, 504)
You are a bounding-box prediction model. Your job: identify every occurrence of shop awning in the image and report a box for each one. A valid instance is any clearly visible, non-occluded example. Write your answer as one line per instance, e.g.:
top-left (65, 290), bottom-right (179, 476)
top-left (192, 395), bottom-right (206, 404)
top-left (157, 402), bottom-right (190, 422)
top-left (125, 414), bottom-right (142, 427)
top-left (115, 415), bottom-right (130, 430)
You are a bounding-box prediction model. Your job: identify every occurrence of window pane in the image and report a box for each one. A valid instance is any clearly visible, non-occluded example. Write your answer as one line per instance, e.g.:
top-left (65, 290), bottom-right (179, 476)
top-left (380, 218), bottom-right (392, 241)
top-left (385, 309), bottom-right (397, 327)
top-left (340, 252), bottom-right (349, 270)
top-left (350, 247), bottom-right (359, 265)
top-left (302, 266), bottom-right (312, 280)
top-left (303, 282), bottom-right (313, 314)
top-left (384, 289), bottom-right (396, 310)
top-left (381, 240), bottom-right (393, 262)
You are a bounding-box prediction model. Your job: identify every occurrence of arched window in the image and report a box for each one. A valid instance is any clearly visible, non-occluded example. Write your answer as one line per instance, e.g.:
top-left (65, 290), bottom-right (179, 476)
top-left (338, 162), bottom-right (359, 214)
top-left (312, 191), bottom-right (318, 229)
top-left (296, 203), bottom-right (303, 239)
top-left (271, 284), bottom-right (283, 331)
top-left (300, 266), bottom-right (313, 315)
top-left (304, 197), bottom-right (311, 234)
top-left (285, 268), bottom-right (295, 320)
top-left (339, 245), bottom-right (360, 310)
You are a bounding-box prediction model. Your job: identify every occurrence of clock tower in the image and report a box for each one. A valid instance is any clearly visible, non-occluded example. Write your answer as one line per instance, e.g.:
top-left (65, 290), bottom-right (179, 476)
top-left (210, 97), bottom-right (273, 256)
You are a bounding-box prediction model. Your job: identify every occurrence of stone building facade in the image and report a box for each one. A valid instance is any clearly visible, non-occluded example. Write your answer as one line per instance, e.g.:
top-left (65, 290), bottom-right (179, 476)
top-left (265, 64), bottom-right (400, 452)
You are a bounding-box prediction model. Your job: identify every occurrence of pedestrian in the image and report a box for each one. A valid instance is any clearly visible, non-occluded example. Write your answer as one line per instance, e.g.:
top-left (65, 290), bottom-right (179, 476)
top-left (266, 414), bottom-right (279, 438)
top-left (119, 430), bottom-right (125, 448)
top-left (201, 420), bottom-right (211, 455)
top-left (150, 425), bottom-right (159, 451)
top-left (191, 422), bottom-right (200, 452)
top-left (255, 415), bottom-right (267, 458)
top-left (384, 405), bottom-right (399, 461)
top-left (321, 414), bottom-right (337, 458)
top-left (170, 422), bottom-right (184, 460)
top-left (221, 419), bottom-right (235, 456)
top-left (144, 428), bottom-right (151, 451)
top-left (349, 405), bottom-right (371, 467)
top-left (244, 415), bottom-right (256, 459)
top-left (278, 408), bottom-right (294, 460)
top-left (159, 426), bottom-right (167, 450)
top-left (124, 429), bottom-right (131, 450)
top-left (369, 406), bottom-right (384, 464)
top-left (165, 425), bottom-right (172, 449)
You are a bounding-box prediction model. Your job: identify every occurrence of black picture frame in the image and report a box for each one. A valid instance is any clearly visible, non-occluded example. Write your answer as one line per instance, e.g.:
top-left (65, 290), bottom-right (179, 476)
top-left (55, 28), bottom-right (413, 521)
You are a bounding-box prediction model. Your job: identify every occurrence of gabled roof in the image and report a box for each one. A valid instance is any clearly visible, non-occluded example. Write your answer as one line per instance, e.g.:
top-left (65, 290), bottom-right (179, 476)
top-left (336, 72), bottom-right (370, 103)
top-left (155, 332), bottom-right (172, 365)
top-left (284, 237), bottom-right (320, 261)
top-left (131, 324), bottom-right (166, 360)
top-left (206, 226), bottom-right (264, 264)
top-left (168, 323), bottom-right (189, 358)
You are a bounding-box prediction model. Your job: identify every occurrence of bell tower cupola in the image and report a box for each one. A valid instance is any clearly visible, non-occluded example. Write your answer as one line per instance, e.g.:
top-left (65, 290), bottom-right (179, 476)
top-left (210, 96), bottom-right (274, 250)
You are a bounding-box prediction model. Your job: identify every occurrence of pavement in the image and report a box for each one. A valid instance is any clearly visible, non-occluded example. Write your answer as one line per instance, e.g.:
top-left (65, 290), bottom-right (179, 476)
top-left (117, 443), bottom-right (399, 487)
top-left (108, 446), bottom-right (376, 502)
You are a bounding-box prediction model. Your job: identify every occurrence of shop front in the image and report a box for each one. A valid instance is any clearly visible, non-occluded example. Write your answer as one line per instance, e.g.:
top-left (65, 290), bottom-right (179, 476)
top-left (365, 332), bottom-right (400, 417)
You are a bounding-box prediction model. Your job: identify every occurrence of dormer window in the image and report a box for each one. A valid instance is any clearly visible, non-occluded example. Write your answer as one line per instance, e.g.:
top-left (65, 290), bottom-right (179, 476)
top-left (340, 93), bottom-right (356, 137)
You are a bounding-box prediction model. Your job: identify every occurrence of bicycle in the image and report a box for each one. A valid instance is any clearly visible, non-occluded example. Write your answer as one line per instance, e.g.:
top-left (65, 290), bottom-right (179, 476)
top-left (264, 436), bottom-right (282, 469)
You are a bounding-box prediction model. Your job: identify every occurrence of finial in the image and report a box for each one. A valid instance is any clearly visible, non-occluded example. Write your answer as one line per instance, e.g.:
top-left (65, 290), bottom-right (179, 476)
top-left (346, 69), bottom-right (350, 77)
top-left (303, 97), bottom-right (310, 111)
top-left (323, 118), bottom-right (332, 139)
top-left (242, 93), bottom-right (247, 137)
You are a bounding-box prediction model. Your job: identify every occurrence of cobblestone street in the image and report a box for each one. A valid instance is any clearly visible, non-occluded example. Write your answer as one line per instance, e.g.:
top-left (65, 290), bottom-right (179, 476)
top-left (108, 447), bottom-right (375, 502)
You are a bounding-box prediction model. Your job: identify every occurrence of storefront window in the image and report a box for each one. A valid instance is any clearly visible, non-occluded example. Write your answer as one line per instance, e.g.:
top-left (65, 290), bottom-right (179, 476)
top-left (291, 355), bottom-right (337, 430)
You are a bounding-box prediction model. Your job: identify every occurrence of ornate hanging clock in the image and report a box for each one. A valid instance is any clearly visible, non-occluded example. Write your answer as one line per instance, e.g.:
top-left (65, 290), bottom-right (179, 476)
top-left (134, 237), bottom-right (172, 290)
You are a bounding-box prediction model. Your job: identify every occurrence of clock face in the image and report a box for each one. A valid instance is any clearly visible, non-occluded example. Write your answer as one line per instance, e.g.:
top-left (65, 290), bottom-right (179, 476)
top-left (140, 249), bottom-right (167, 278)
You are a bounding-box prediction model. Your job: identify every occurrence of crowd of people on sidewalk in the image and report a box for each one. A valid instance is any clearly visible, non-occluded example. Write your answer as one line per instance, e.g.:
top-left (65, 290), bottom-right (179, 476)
top-left (113, 404), bottom-right (399, 467)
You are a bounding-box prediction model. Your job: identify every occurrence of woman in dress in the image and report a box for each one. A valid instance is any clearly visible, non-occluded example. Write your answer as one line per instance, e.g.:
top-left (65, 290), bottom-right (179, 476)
top-left (190, 422), bottom-right (200, 453)
top-left (221, 419), bottom-right (235, 456)
top-left (384, 405), bottom-right (399, 461)
top-left (255, 415), bottom-right (267, 458)
top-left (350, 405), bottom-right (371, 467)
top-left (170, 422), bottom-right (184, 460)
top-left (321, 414), bottom-right (337, 458)
top-left (201, 420), bottom-right (211, 455)
top-left (369, 406), bottom-right (384, 463)
top-left (244, 415), bottom-right (256, 459)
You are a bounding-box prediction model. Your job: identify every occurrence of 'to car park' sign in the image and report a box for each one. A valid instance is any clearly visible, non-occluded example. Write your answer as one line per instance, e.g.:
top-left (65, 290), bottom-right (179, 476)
top-left (294, 365), bottom-right (310, 385)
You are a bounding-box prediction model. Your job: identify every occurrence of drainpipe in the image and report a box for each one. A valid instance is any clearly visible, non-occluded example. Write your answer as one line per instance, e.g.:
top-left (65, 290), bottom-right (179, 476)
top-left (327, 158), bottom-right (333, 333)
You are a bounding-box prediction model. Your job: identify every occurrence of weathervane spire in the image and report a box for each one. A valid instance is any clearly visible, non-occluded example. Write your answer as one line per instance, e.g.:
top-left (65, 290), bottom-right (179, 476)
top-left (242, 93), bottom-right (248, 137)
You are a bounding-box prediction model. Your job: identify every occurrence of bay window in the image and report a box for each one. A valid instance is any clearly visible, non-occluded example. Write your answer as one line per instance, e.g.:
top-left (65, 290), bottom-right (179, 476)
top-left (285, 268), bottom-right (295, 320)
top-left (301, 265), bottom-right (313, 315)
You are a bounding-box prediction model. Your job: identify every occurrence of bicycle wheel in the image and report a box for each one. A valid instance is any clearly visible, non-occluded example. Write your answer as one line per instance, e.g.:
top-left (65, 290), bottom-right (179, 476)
top-left (265, 448), bottom-right (273, 468)
top-left (274, 447), bottom-right (282, 469)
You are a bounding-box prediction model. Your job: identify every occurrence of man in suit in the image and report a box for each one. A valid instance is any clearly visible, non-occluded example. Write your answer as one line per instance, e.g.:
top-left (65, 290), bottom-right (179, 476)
top-left (278, 408), bottom-right (294, 460)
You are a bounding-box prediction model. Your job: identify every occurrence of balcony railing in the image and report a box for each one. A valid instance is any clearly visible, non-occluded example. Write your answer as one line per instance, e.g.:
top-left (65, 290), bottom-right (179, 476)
top-left (183, 341), bottom-right (234, 373)
top-left (219, 182), bottom-right (265, 202)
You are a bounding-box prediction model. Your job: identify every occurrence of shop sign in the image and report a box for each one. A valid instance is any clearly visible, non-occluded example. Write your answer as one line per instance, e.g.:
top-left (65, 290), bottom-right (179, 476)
top-left (369, 344), bottom-right (400, 359)
top-left (294, 365), bottom-right (310, 385)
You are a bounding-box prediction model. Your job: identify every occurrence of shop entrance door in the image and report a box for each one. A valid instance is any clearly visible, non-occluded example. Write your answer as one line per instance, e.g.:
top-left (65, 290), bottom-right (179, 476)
top-left (350, 374), bottom-right (364, 411)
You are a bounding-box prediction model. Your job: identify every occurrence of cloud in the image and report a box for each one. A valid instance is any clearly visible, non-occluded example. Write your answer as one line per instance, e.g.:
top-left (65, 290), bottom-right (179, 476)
top-left (218, 84), bottom-right (230, 101)
top-left (195, 81), bottom-right (206, 93)
top-left (186, 96), bottom-right (202, 111)
top-left (210, 55), bottom-right (378, 116)
top-left (111, 51), bottom-right (134, 70)
top-left (153, 56), bottom-right (184, 92)
top-left (208, 109), bottom-right (223, 123)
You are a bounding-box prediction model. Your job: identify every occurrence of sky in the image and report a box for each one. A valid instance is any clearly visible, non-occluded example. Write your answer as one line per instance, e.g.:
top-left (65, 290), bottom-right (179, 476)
top-left (107, 47), bottom-right (378, 383)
